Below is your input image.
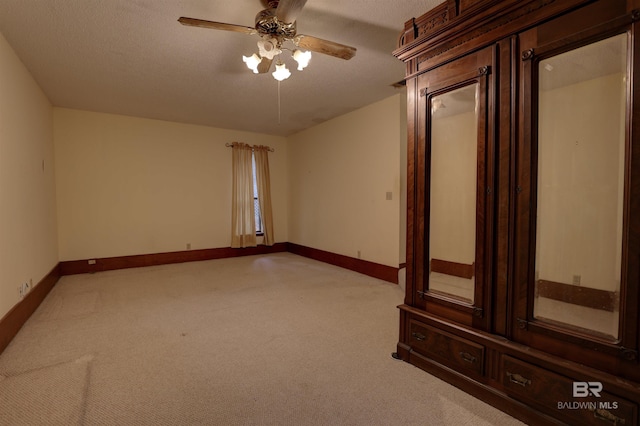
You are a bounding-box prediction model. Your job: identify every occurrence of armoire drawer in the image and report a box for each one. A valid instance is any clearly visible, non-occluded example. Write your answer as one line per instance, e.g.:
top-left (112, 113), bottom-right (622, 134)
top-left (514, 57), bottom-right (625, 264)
top-left (409, 320), bottom-right (484, 376)
top-left (501, 355), bottom-right (637, 425)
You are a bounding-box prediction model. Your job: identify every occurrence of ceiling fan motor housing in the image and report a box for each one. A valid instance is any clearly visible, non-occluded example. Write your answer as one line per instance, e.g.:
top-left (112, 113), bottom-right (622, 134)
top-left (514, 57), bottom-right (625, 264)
top-left (255, 8), bottom-right (297, 39)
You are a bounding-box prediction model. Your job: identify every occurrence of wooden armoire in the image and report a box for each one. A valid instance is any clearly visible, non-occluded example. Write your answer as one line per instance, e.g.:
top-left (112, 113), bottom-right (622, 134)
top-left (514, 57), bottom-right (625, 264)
top-left (393, 0), bottom-right (640, 424)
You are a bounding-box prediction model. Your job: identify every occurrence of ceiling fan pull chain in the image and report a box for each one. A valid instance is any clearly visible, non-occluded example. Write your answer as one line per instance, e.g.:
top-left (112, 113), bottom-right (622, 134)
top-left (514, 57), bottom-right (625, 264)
top-left (278, 80), bottom-right (282, 125)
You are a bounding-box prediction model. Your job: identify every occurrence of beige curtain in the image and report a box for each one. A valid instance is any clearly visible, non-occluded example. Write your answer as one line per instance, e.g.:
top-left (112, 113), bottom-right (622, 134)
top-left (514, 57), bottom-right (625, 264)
top-left (254, 145), bottom-right (275, 246)
top-left (230, 142), bottom-right (257, 248)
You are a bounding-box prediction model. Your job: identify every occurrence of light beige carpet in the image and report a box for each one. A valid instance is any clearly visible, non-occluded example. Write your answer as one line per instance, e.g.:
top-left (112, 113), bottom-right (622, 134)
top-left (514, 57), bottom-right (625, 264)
top-left (0, 253), bottom-right (524, 425)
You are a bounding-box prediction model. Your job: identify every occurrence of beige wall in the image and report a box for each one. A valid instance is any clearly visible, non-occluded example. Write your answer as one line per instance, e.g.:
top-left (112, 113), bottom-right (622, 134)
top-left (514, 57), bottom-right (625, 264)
top-left (430, 110), bottom-right (477, 266)
top-left (537, 73), bottom-right (625, 291)
top-left (54, 109), bottom-right (288, 260)
top-left (2, 31), bottom-right (406, 321)
top-left (287, 94), bottom-right (405, 268)
top-left (55, 95), bottom-right (407, 268)
top-left (0, 32), bottom-right (58, 319)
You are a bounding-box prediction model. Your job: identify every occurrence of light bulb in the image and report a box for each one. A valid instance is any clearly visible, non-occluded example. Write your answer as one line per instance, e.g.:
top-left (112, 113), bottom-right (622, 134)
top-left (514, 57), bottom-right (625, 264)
top-left (272, 62), bottom-right (291, 81)
top-left (292, 50), bottom-right (312, 71)
top-left (243, 54), bottom-right (261, 74)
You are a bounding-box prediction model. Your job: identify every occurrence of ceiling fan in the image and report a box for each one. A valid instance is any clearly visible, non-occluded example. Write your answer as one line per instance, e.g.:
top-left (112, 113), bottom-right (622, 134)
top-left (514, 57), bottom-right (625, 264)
top-left (178, 0), bottom-right (357, 81)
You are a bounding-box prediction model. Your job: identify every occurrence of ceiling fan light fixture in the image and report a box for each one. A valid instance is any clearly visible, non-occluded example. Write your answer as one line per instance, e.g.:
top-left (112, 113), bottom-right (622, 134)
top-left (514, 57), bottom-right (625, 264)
top-left (243, 54), bottom-right (261, 73)
top-left (180, 1), bottom-right (357, 84)
top-left (292, 49), bottom-right (312, 71)
top-left (272, 62), bottom-right (291, 81)
top-left (257, 37), bottom-right (281, 60)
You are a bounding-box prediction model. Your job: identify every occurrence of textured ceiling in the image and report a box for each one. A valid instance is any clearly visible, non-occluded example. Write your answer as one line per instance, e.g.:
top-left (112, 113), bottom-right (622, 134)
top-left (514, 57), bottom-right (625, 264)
top-left (0, 0), bottom-right (440, 136)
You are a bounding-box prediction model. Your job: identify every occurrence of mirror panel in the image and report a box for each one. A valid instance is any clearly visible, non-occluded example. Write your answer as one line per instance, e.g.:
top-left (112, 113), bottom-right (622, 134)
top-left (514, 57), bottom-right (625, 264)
top-left (534, 34), bottom-right (627, 340)
top-left (429, 84), bottom-right (479, 303)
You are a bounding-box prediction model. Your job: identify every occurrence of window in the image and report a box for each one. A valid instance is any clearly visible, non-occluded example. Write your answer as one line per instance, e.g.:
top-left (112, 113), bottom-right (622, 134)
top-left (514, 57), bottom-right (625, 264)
top-left (230, 141), bottom-right (274, 248)
top-left (252, 153), bottom-right (263, 235)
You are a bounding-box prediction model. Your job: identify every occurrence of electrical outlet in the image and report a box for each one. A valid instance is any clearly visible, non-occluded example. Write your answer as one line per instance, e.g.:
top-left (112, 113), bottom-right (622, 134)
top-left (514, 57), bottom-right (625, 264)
top-left (572, 275), bottom-right (581, 286)
top-left (187, 243), bottom-right (191, 250)
top-left (17, 282), bottom-right (29, 299)
top-left (88, 259), bottom-right (97, 265)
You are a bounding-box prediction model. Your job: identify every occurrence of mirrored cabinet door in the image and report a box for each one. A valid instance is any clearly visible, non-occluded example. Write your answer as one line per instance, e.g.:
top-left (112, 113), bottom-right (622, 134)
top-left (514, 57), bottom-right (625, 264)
top-left (515, 22), bottom-right (639, 368)
top-left (429, 84), bottom-right (479, 304)
top-left (533, 34), bottom-right (627, 341)
top-left (413, 46), bottom-right (494, 328)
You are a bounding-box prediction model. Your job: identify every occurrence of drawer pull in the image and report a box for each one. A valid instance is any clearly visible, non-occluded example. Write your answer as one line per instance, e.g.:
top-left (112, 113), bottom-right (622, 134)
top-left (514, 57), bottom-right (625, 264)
top-left (591, 408), bottom-right (626, 425)
top-left (411, 332), bottom-right (426, 341)
top-left (459, 351), bottom-right (476, 364)
top-left (506, 371), bottom-right (531, 387)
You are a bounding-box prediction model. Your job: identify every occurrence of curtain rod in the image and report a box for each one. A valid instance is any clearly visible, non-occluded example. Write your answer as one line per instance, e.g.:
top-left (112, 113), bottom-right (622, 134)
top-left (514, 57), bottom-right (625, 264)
top-left (225, 142), bottom-right (275, 152)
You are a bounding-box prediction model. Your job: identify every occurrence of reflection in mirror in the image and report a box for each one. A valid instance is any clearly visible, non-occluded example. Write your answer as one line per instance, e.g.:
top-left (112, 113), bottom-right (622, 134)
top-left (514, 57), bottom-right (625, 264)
top-left (534, 34), bottom-right (627, 340)
top-left (429, 83), bottom-right (479, 303)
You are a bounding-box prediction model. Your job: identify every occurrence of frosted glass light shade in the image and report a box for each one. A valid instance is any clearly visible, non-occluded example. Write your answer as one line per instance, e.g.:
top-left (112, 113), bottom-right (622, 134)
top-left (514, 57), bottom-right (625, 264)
top-left (293, 50), bottom-right (312, 70)
top-left (243, 54), bottom-right (261, 73)
top-left (272, 63), bottom-right (291, 81)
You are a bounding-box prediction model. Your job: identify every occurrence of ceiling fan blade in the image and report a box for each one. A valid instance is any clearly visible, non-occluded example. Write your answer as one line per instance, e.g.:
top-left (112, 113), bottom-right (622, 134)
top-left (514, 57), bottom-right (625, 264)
top-left (258, 57), bottom-right (273, 74)
top-left (275, 0), bottom-right (308, 24)
top-left (178, 17), bottom-right (256, 35)
top-left (295, 35), bottom-right (357, 60)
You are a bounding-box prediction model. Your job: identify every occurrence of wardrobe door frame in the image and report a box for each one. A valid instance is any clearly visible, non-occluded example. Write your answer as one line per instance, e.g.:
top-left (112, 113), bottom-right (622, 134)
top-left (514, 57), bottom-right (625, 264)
top-left (411, 46), bottom-right (496, 331)
top-left (512, 7), bottom-right (640, 379)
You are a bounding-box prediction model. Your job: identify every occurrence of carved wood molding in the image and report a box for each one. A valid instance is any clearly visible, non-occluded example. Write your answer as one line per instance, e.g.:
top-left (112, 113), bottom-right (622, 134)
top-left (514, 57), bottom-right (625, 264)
top-left (417, 9), bottom-right (449, 38)
top-left (412, 0), bottom-right (557, 65)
